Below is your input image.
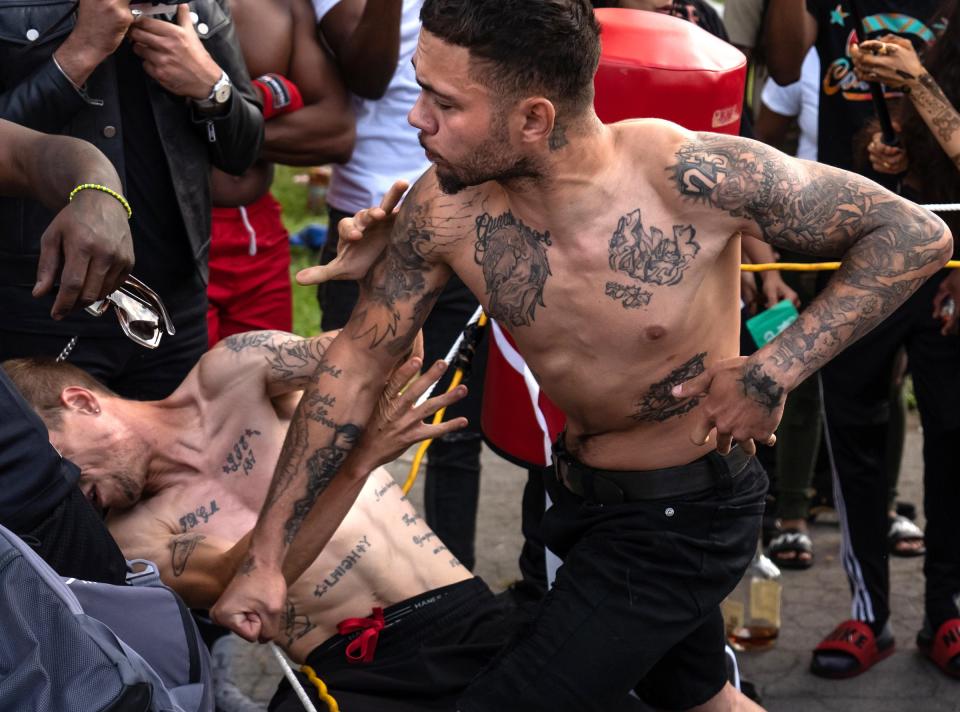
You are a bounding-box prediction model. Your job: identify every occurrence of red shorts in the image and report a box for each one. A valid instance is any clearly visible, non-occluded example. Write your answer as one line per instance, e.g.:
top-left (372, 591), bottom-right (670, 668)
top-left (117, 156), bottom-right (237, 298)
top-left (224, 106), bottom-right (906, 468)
top-left (207, 191), bottom-right (292, 348)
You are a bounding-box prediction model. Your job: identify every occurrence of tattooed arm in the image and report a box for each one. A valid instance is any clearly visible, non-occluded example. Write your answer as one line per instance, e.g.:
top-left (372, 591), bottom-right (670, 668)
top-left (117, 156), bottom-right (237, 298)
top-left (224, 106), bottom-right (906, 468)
top-left (852, 37), bottom-right (960, 171)
top-left (211, 173), bottom-right (458, 643)
top-left (211, 330), bottom-right (339, 398)
top-left (109, 512), bottom-right (249, 609)
top-left (671, 131), bottom-right (951, 450)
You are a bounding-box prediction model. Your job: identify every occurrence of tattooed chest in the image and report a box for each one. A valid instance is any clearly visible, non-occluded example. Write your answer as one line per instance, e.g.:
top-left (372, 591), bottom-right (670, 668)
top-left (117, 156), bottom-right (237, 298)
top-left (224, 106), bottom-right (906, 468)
top-left (605, 208), bottom-right (701, 310)
top-left (221, 428), bottom-right (263, 476)
top-left (469, 206), bottom-right (705, 329)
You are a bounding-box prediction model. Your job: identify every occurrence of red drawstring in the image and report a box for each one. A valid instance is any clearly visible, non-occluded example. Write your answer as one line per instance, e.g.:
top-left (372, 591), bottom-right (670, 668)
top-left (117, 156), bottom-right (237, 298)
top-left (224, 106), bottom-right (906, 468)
top-left (337, 608), bottom-right (385, 664)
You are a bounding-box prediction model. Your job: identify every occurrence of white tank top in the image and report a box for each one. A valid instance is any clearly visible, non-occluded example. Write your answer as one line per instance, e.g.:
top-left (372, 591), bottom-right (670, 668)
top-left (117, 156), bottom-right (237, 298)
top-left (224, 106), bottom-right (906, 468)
top-left (313, 0), bottom-right (430, 214)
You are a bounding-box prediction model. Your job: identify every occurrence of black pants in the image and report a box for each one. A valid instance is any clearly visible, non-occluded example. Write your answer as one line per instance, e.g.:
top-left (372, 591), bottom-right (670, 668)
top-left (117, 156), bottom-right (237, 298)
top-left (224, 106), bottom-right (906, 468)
top-left (821, 272), bottom-right (960, 632)
top-left (459, 453), bottom-right (767, 712)
top-left (319, 206), bottom-right (486, 570)
top-left (268, 578), bottom-right (514, 712)
top-left (0, 288), bottom-right (208, 401)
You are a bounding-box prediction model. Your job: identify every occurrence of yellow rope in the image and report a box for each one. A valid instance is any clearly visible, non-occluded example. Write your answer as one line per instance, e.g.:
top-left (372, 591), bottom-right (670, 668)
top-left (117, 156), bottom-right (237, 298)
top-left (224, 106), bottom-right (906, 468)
top-left (402, 367), bottom-right (465, 495)
top-left (299, 664), bottom-right (340, 712)
top-left (742, 260), bottom-right (960, 272)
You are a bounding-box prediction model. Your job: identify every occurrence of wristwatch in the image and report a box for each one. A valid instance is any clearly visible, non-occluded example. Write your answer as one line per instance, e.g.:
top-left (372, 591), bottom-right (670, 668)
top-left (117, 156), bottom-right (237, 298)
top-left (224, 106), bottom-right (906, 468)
top-left (194, 70), bottom-right (232, 112)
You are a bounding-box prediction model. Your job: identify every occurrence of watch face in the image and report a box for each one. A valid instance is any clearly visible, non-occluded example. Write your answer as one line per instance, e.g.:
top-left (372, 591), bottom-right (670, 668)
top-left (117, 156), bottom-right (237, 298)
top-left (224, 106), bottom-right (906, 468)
top-left (214, 83), bottom-right (232, 104)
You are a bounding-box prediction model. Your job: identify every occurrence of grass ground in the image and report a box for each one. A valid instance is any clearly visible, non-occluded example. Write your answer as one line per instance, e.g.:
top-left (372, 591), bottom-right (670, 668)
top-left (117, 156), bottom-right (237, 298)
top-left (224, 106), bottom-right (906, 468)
top-left (273, 165), bottom-right (325, 337)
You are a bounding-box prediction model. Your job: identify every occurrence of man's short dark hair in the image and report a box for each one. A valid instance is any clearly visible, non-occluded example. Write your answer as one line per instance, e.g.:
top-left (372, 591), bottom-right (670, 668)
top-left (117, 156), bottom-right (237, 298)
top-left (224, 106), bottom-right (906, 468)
top-left (420, 0), bottom-right (601, 115)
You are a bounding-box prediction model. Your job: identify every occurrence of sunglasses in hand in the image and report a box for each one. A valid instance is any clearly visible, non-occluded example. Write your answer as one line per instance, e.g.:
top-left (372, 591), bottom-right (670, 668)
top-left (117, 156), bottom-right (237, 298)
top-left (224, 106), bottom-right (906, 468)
top-left (85, 275), bottom-right (176, 349)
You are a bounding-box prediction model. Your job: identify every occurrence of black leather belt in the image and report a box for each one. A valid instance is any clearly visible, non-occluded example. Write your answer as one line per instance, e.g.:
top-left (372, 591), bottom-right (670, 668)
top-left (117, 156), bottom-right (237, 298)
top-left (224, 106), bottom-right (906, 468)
top-left (554, 445), bottom-right (752, 504)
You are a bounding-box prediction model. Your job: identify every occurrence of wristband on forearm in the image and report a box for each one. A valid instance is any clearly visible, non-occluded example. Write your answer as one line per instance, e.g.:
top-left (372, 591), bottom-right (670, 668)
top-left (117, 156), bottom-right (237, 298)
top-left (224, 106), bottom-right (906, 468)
top-left (69, 183), bottom-right (132, 219)
top-left (253, 73), bottom-right (304, 120)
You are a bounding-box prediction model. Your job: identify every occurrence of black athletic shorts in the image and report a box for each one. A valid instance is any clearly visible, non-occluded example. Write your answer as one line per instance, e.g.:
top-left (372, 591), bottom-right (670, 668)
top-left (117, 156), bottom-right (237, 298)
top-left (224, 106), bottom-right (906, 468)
top-left (459, 452), bottom-right (768, 712)
top-left (268, 578), bottom-right (516, 712)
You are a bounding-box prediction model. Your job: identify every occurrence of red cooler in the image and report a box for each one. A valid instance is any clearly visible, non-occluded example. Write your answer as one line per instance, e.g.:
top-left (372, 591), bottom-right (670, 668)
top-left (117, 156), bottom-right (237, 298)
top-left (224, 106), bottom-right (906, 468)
top-left (481, 9), bottom-right (747, 468)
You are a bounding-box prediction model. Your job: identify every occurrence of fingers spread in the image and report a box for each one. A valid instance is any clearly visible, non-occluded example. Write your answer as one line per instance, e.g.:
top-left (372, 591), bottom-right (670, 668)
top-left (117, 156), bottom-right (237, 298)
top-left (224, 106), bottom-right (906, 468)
top-left (405, 360), bottom-right (448, 404)
top-left (415, 384), bottom-right (467, 421)
top-left (424, 416), bottom-right (469, 440)
top-left (385, 356), bottom-right (422, 399)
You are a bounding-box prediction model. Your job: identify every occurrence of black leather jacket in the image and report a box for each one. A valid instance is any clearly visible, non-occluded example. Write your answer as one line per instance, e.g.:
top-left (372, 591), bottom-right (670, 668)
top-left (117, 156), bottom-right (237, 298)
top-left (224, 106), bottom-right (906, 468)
top-left (0, 0), bottom-right (263, 286)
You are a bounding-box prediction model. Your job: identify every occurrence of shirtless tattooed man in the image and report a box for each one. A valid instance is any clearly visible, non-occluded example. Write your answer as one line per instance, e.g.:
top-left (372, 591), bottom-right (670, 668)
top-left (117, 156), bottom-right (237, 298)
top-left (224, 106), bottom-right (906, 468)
top-left (3, 332), bottom-right (522, 712)
top-left (213, 2), bottom-right (953, 711)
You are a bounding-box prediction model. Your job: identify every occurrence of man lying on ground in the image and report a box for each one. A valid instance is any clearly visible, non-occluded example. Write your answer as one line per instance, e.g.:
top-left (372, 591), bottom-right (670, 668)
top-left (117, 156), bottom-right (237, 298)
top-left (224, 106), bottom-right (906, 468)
top-left (3, 331), bottom-right (514, 712)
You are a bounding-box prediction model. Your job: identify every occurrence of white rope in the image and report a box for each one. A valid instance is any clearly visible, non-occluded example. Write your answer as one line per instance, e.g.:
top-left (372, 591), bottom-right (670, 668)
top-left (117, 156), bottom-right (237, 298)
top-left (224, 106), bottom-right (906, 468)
top-left (269, 642), bottom-right (319, 712)
top-left (413, 304), bottom-right (484, 408)
top-left (923, 203), bottom-right (960, 212)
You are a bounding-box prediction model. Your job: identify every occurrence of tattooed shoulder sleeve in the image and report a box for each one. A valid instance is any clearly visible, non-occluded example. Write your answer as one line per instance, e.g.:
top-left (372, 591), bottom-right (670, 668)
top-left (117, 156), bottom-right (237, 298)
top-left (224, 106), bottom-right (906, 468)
top-left (668, 132), bottom-right (945, 260)
top-left (347, 177), bottom-right (463, 355)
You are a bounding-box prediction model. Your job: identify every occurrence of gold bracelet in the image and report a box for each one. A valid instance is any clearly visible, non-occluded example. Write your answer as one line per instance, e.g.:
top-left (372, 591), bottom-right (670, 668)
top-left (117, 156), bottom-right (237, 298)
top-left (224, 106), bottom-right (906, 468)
top-left (69, 183), bottom-right (132, 219)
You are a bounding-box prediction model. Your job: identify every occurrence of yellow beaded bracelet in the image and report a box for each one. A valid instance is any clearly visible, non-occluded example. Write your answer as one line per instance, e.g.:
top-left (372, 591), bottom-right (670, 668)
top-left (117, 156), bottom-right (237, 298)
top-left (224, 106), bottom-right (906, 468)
top-left (69, 183), bottom-right (132, 219)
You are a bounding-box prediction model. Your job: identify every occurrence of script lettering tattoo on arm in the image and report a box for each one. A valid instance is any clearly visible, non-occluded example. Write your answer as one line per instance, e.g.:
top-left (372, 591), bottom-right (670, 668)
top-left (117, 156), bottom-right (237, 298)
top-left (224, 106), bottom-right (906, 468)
top-left (670, 133), bottom-right (949, 385)
top-left (282, 600), bottom-right (317, 648)
top-left (283, 423), bottom-right (363, 545)
top-left (170, 534), bottom-right (207, 577)
top-left (606, 209), bottom-right (699, 308)
top-left (631, 352), bottom-right (706, 422)
top-left (474, 212), bottom-right (552, 327)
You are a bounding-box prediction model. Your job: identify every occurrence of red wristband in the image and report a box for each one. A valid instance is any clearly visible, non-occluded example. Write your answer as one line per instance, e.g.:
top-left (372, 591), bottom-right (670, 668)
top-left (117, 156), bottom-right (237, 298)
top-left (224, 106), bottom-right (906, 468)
top-left (253, 73), bottom-right (304, 120)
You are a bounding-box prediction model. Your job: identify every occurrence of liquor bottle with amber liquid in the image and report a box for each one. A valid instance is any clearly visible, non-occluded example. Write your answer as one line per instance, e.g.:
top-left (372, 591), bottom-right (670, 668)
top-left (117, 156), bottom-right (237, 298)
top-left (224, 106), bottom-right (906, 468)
top-left (721, 547), bottom-right (782, 651)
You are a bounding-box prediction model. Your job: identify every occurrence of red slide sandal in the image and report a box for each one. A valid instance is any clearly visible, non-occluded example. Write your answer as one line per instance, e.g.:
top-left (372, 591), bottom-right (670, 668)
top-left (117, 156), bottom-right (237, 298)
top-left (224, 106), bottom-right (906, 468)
top-left (810, 620), bottom-right (895, 679)
top-left (918, 619), bottom-right (960, 679)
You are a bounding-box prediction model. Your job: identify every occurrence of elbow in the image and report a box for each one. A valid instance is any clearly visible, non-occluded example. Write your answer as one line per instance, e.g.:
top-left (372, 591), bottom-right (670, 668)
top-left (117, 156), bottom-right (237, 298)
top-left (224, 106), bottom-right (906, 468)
top-left (325, 122), bottom-right (356, 165)
top-left (219, 127), bottom-right (265, 176)
top-left (936, 224), bottom-right (954, 269)
top-left (292, 123), bottom-right (355, 166)
top-left (766, 61), bottom-right (801, 87)
top-left (345, 71), bottom-right (395, 101)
